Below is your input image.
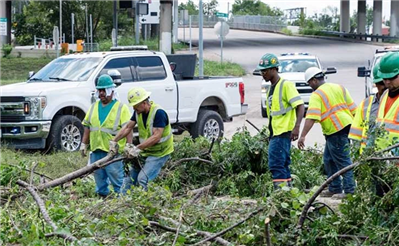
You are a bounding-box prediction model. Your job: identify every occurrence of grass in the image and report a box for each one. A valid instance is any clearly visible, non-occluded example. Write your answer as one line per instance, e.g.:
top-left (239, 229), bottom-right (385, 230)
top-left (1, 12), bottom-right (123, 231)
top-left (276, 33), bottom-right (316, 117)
top-left (196, 60), bottom-right (247, 77)
top-left (0, 57), bottom-right (53, 85)
top-left (1, 147), bottom-right (86, 179)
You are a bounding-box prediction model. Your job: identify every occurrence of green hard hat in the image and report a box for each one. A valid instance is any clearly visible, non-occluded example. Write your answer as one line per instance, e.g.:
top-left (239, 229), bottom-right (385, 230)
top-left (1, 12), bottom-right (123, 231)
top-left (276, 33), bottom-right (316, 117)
top-left (377, 52), bottom-right (399, 79)
top-left (256, 53), bottom-right (280, 70)
top-left (96, 74), bottom-right (116, 89)
top-left (372, 62), bottom-right (383, 84)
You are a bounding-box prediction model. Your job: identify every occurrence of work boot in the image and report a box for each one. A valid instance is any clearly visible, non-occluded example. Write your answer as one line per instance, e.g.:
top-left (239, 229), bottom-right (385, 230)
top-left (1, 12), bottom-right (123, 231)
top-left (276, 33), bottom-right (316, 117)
top-left (287, 181), bottom-right (292, 187)
top-left (332, 193), bottom-right (353, 200)
top-left (320, 190), bottom-right (341, 198)
top-left (273, 181), bottom-right (284, 190)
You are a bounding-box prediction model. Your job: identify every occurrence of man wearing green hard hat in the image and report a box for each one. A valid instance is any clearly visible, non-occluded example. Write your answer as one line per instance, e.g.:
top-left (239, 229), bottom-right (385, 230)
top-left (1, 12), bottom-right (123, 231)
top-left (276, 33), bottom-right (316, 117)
top-left (349, 61), bottom-right (387, 154)
top-left (257, 53), bottom-right (305, 190)
top-left (111, 87), bottom-right (174, 192)
top-left (375, 52), bottom-right (399, 157)
top-left (81, 74), bottom-right (132, 198)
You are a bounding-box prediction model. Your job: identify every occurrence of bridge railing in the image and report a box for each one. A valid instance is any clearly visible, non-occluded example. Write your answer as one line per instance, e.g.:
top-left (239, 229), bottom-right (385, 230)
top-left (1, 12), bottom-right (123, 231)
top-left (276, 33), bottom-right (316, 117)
top-left (319, 31), bottom-right (398, 42)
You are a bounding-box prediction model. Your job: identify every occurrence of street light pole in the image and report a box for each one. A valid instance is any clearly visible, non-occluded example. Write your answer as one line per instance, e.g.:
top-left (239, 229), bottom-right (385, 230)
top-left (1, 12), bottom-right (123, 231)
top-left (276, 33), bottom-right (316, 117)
top-left (59, 0), bottom-right (62, 44)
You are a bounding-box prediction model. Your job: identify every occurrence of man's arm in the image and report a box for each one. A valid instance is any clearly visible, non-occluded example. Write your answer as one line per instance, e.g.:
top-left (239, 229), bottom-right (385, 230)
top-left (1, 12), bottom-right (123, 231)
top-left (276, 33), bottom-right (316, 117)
top-left (298, 119), bottom-right (316, 149)
top-left (82, 127), bottom-right (90, 144)
top-left (292, 104), bottom-right (305, 141)
top-left (113, 120), bottom-right (136, 142)
top-left (137, 127), bottom-right (163, 150)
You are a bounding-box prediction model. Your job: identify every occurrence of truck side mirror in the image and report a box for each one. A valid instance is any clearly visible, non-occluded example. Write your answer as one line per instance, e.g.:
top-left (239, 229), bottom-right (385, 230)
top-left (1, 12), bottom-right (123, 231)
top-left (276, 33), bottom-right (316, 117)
top-left (324, 67), bottom-right (337, 74)
top-left (357, 67), bottom-right (371, 77)
top-left (107, 69), bottom-right (122, 87)
top-left (253, 69), bottom-right (262, 76)
top-left (28, 71), bottom-right (35, 79)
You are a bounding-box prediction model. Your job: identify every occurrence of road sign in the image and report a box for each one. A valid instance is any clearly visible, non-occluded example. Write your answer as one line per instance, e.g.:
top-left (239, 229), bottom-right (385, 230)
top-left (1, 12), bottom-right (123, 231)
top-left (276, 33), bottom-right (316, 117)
top-left (215, 12), bottom-right (228, 18)
top-left (214, 21), bottom-right (229, 38)
top-left (0, 18), bottom-right (7, 36)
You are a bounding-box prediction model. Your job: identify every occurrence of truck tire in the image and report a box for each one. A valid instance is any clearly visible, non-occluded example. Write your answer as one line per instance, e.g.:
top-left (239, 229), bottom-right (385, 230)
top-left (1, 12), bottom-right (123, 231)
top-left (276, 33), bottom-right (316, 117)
top-left (190, 110), bottom-right (224, 139)
top-left (47, 115), bottom-right (84, 152)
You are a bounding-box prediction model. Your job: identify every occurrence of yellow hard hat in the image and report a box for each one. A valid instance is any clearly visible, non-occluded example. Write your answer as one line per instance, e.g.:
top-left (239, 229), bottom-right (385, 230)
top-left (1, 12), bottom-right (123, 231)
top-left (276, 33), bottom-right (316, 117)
top-left (127, 87), bottom-right (151, 106)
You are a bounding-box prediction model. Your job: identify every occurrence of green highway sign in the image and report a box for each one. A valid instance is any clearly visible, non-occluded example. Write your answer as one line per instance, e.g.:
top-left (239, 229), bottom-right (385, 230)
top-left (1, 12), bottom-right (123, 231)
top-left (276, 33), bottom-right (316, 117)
top-left (216, 12), bottom-right (228, 18)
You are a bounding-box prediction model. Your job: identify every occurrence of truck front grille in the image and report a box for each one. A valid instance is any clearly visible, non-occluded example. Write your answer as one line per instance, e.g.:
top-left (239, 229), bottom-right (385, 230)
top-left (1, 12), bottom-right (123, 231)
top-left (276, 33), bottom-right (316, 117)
top-left (0, 97), bottom-right (26, 123)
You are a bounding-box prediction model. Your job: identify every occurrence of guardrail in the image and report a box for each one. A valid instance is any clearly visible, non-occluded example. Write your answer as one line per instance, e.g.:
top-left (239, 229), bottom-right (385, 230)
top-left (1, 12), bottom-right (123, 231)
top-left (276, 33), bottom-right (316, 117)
top-left (320, 31), bottom-right (399, 42)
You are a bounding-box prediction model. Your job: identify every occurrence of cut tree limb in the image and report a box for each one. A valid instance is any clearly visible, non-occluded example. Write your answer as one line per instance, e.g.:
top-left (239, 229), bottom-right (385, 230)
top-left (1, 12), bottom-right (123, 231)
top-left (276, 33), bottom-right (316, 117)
top-left (192, 206), bottom-right (266, 246)
top-left (16, 180), bottom-right (77, 242)
top-left (169, 157), bottom-right (213, 170)
top-left (37, 155), bottom-right (123, 190)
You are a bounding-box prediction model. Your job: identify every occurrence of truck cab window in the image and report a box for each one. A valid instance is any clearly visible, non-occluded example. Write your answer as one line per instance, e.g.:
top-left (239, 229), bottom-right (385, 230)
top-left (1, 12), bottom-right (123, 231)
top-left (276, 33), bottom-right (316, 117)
top-left (135, 56), bottom-right (167, 81)
top-left (100, 58), bottom-right (134, 83)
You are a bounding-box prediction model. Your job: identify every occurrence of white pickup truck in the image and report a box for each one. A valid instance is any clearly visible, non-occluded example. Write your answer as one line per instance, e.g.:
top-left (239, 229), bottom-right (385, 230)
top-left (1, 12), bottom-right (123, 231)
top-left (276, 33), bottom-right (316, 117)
top-left (0, 48), bottom-right (247, 151)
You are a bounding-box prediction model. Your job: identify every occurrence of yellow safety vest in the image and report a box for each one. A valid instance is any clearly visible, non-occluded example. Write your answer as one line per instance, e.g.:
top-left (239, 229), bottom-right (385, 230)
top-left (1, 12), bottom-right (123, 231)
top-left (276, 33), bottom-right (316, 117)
top-left (137, 102), bottom-right (174, 157)
top-left (83, 100), bottom-right (130, 152)
top-left (306, 83), bottom-right (356, 135)
top-left (375, 90), bottom-right (399, 150)
top-left (349, 95), bottom-right (375, 153)
top-left (266, 78), bottom-right (304, 136)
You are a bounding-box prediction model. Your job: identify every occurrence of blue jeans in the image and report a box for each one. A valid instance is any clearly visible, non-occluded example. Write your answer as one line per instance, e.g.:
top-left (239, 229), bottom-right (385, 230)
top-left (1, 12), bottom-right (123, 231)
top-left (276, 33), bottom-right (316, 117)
top-left (324, 134), bottom-right (356, 194)
top-left (268, 136), bottom-right (291, 182)
top-left (123, 155), bottom-right (170, 192)
top-left (90, 150), bottom-right (124, 196)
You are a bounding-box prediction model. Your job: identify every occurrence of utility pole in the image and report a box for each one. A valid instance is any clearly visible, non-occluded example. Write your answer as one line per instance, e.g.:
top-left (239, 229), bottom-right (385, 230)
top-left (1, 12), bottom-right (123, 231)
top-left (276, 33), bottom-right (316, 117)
top-left (90, 14), bottom-right (93, 51)
top-left (160, 0), bottom-right (173, 54)
top-left (199, 0), bottom-right (204, 77)
top-left (135, 0), bottom-right (140, 44)
top-left (113, 0), bottom-right (118, 46)
top-left (59, 0), bottom-right (62, 44)
top-left (85, 3), bottom-right (89, 44)
top-left (71, 13), bottom-right (74, 44)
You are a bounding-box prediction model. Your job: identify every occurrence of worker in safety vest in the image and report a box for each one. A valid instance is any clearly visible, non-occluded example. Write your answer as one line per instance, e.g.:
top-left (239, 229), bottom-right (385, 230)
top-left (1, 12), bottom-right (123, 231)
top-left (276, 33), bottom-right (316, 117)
top-left (349, 62), bottom-right (387, 153)
top-left (298, 67), bottom-right (357, 199)
top-left (375, 52), bottom-right (399, 157)
top-left (257, 53), bottom-right (305, 190)
top-left (80, 74), bottom-right (132, 198)
top-left (110, 87), bottom-right (174, 192)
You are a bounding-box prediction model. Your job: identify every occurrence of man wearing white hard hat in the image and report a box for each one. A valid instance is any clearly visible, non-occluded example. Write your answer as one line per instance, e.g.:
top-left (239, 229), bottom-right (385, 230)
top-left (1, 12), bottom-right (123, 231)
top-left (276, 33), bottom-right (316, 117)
top-left (110, 87), bottom-right (174, 192)
top-left (298, 67), bottom-right (357, 199)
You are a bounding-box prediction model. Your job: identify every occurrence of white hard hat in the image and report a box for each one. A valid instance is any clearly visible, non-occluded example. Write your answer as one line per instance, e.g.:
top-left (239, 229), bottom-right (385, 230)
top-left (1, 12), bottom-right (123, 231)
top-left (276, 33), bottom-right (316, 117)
top-left (305, 67), bottom-right (324, 83)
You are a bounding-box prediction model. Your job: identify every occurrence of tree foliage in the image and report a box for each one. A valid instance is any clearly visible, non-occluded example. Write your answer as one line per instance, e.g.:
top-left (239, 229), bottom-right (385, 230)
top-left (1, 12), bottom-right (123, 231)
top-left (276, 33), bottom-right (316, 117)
top-left (178, 0), bottom-right (199, 15)
top-left (232, 0), bottom-right (283, 16)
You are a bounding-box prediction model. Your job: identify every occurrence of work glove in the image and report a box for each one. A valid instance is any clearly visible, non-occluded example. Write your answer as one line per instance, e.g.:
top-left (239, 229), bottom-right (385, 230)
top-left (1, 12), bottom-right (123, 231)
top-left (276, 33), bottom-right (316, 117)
top-left (80, 143), bottom-right (89, 157)
top-left (124, 143), bottom-right (142, 159)
top-left (109, 140), bottom-right (119, 156)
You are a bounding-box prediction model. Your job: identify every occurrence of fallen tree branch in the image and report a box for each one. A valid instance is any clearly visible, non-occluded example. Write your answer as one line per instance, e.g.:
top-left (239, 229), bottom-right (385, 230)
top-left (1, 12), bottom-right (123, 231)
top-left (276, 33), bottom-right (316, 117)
top-left (298, 143), bottom-right (399, 229)
top-left (16, 180), bottom-right (77, 242)
top-left (30, 162), bottom-right (39, 186)
top-left (245, 119), bottom-right (260, 132)
top-left (37, 155), bottom-right (123, 190)
top-left (192, 206), bottom-right (265, 246)
top-left (158, 216), bottom-right (231, 246)
top-left (169, 157), bottom-right (214, 171)
top-left (367, 156), bottom-right (399, 161)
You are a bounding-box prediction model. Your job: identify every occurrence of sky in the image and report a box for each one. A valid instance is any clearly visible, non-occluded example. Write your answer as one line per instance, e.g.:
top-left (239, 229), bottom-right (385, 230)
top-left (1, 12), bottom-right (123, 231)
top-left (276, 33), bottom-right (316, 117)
top-left (183, 0), bottom-right (393, 21)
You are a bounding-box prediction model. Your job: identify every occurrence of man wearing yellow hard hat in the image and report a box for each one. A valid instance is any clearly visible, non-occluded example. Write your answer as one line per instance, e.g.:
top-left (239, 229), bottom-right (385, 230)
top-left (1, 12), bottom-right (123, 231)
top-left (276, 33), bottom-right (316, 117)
top-left (81, 74), bottom-right (132, 198)
top-left (110, 87), bottom-right (174, 191)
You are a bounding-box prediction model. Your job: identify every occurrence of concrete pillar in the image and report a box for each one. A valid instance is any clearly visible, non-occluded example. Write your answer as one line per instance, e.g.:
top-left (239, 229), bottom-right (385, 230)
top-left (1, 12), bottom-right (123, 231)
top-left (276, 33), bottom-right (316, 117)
top-left (357, 0), bottom-right (367, 35)
top-left (160, 0), bottom-right (172, 54)
top-left (172, 0), bottom-right (178, 43)
top-left (372, 0), bottom-right (382, 35)
top-left (340, 0), bottom-right (350, 32)
top-left (390, 0), bottom-right (399, 37)
top-left (0, 0), bottom-right (11, 45)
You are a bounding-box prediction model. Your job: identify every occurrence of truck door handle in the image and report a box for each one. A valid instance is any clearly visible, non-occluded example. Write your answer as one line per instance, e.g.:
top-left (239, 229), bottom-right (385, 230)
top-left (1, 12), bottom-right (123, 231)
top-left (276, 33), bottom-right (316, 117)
top-left (165, 87), bottom-right (174, 92)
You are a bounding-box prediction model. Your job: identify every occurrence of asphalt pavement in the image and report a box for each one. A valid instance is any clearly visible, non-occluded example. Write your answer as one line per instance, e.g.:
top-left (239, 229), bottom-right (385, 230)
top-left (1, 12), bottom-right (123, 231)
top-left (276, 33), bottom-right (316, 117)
top-left (178, 28), bottom-right (382, 148)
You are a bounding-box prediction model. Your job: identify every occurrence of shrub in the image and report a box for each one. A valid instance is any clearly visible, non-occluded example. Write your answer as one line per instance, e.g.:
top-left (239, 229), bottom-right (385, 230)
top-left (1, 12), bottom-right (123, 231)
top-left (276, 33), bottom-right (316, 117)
top-left (281, 28), bottom-right (293, 36)
top-left (2, 44), bottom-right (12, 57)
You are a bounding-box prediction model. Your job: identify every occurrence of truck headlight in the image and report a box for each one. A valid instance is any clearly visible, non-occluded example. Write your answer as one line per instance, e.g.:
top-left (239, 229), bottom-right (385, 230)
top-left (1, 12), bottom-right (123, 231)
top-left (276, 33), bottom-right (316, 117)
top-left (25, 97), bottom-right (47, 120)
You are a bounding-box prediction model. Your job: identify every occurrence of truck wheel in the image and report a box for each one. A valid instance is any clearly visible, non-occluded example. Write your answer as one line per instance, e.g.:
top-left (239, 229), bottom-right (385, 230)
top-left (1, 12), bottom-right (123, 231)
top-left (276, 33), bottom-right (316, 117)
top-left (190, 110), bottom-right (224, 139)
top-left (261, 105), bottom-right (267, 118)
top-left (47, 115), bottom-right (84, 152)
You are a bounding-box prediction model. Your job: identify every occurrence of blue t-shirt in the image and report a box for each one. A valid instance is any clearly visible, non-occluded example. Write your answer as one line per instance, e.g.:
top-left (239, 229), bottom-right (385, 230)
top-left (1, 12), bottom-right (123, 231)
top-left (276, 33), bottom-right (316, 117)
top-left (131, 109), bottom-right (169, 128)
top-left (98, 100), bottom-right (116, 125)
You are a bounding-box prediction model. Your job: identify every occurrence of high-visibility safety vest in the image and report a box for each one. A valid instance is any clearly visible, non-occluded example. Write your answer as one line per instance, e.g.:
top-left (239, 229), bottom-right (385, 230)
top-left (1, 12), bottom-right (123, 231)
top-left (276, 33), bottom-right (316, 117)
top-left (266, 78), bottom-right (304, 136)
top-left (137, 102), bottom-right (174, 157)
top-left (83, 100), bottom-right (131, 153)
top-left (349, 95), bottom-right (378, 153)
top-left (306, 83), bottom-right (357, 135)
top-left (375, 90), bottom-right (399, 150)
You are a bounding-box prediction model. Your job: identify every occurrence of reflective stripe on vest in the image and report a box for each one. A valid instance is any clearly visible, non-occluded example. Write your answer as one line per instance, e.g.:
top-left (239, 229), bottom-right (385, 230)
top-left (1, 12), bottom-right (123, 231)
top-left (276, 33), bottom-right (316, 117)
top-left (89, 102), bottom-right (123, 136)
top-left (269, 79), bottom-right (295, 116)
top-left (139, 105), bottom-right (172, 144)
top-left (315, 88), bottom-right (351, 122)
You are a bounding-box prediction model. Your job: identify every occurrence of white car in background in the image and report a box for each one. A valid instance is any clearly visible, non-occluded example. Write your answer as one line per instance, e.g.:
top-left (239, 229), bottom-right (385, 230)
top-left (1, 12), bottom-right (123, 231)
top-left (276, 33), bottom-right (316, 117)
top-left (254, 53), bottom-right (337, 117)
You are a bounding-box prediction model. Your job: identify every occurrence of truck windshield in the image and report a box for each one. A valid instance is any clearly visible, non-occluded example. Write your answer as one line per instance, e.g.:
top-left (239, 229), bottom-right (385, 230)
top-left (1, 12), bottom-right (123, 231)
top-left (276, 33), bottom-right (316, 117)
top-left (29, 57), bottom-right (101, 82)
top-left (279, 59), bottom-right (319, 73)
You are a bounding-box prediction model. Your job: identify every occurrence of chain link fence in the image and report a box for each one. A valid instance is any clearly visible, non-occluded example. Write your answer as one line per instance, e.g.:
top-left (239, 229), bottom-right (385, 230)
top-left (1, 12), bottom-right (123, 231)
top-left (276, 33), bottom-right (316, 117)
top-left (179, 15), bottom-right (287, 32)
